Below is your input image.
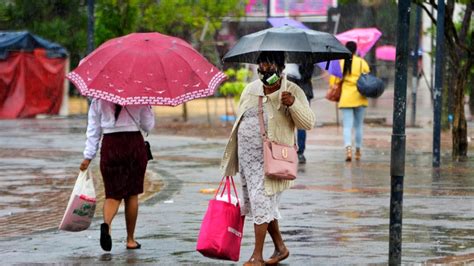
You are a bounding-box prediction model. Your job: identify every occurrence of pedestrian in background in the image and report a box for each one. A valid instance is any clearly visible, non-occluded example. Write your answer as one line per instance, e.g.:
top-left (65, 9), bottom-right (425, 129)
top-left (329, 41), bottom-right (370, 161)
top-left (286, 63), bottom-right (315, 164)
top-left (221, 51), bottom-right (315, 265)
top-left (79, 99), bottom-right (155, 251)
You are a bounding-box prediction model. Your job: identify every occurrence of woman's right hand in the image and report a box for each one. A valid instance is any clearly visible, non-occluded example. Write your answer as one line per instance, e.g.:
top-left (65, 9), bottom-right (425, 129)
top-left (79, 159), bottom-right (91, 171)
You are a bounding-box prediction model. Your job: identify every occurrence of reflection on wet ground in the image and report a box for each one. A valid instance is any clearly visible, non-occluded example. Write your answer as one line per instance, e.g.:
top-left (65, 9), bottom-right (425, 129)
top-left (0, 118), bottom-right (473, 264)
top-left (0, 119), bottom-right (162, 238)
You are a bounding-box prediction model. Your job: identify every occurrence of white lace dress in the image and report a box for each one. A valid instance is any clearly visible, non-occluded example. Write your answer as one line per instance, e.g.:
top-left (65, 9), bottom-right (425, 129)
top-left (237, 106), bottom-right (282, 225)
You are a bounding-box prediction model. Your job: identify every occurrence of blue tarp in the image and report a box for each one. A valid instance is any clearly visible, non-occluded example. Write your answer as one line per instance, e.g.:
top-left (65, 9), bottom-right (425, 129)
top-left (0, 31), bottom-right (68, 59)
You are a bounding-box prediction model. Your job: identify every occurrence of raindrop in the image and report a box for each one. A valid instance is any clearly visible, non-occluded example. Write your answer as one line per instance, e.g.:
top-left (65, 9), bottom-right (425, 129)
top-left (193, 82), bottom-right (201, 87)
top-left (144, 87), bottom-right (153, 91)
top-left (155, 90), bottom-right (165, 94)
top-left (134, 80), bottom-right (143, 84)
top-left (116, 88), bottom-right (124, 93)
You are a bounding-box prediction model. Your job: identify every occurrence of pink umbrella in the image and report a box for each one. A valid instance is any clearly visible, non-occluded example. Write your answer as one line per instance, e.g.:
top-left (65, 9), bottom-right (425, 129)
top-left (67, 32), bottom-right (226, 106)
top-left (376, 45), bottom-right (396, 61)
top-left (335, 27), bottom-right (382, 57)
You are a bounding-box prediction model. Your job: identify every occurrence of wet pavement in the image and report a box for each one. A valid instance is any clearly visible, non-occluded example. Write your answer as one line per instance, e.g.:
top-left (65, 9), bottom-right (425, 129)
top-left (1, 85), bottom-right (474, 264)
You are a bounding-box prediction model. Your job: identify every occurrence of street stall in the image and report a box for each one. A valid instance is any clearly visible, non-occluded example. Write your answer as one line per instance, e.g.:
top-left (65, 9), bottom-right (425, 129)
top-left (0, 31), bottom-right (68, 118)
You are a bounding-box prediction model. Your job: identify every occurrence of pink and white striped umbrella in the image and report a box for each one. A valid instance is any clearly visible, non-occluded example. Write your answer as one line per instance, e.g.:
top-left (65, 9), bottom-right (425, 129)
top-left (67, 32), bottom-right (226, 106)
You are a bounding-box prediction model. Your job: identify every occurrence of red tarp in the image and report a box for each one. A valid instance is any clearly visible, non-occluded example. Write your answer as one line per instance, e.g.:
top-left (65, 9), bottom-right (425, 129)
top-left (0, 49), bottom-right (66, 118)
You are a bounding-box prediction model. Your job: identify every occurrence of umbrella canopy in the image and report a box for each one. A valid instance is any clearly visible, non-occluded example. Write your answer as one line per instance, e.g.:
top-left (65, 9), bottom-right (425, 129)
top-left (376, 45), bottom-right (396, 61)
top-left (223, 26), bottom-right (351, 64)
top-left (67, 32), bottom-right (226, 106)
top-left (335, 27), bottom-right (382, 57)
top-left (316, 60), bottom-right (343, 78)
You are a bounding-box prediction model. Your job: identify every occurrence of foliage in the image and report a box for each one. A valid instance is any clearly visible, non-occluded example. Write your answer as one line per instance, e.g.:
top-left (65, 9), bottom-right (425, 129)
top-left (94, 0), bottom-right (141, 46)
top-left (140, 0), bottom-right (245, 66)
top-left (0, 0), bottom-right (88, 68)
top-left (418, 0), bottom-right (473, 158)
top-left (219, 67), bottom-right (251, 100)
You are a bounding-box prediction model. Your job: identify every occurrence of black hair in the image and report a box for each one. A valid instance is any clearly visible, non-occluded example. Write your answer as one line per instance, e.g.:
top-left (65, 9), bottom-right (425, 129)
top-left (345, 41), bottom-right (357, 55)
top-left (114, 104), bottom-right (122, 121)
top-left (343, 41), bottom-right (357, 76)
top-left (256, 51), bottom-right (285, 68)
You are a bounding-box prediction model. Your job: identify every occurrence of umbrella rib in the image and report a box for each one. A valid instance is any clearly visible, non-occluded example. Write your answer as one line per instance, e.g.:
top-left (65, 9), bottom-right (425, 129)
top-left (87, 46), bottom-right (131, 94)
top-left (170, 43), bottom-right (216, 84)
top-left (151, 45), bottom-right (172, 99)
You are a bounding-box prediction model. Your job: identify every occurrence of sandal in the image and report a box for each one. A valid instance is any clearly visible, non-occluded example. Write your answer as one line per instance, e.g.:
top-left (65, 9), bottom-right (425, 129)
top-left (126, 241), bottom-right (141, 250)
top-left (100, 223), bottom-right (112, 252)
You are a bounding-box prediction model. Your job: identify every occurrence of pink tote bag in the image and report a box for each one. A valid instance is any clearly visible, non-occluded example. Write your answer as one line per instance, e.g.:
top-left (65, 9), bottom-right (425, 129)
top-left (196, 176), bottom-right (245, 261)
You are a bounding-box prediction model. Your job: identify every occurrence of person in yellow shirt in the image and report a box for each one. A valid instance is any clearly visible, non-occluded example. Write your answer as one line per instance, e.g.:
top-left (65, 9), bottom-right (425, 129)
top-left (329, 41), bottom-right (370, 161)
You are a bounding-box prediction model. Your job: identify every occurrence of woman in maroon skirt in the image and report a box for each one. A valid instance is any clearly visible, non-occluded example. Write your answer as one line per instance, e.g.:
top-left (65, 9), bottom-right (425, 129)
top-left (79, 99), bottom-right (155, 251)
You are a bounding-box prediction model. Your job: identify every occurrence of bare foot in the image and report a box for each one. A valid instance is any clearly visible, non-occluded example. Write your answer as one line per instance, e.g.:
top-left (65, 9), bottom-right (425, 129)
top-left (266, 247), bottom-right (290, 265)
top-left (243, 257), bottom-right (265, 266)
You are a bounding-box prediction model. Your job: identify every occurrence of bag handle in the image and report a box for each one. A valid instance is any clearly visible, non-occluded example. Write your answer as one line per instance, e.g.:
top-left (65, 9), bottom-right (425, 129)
top-left (213, 176), bottom-right (241, 206)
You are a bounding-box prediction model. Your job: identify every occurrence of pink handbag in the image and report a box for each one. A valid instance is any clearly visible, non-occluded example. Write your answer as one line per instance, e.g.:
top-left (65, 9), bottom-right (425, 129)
top-left (258, 96), bottom-right (298, 180)
top-left (196, 176), bottom-right (245, 261)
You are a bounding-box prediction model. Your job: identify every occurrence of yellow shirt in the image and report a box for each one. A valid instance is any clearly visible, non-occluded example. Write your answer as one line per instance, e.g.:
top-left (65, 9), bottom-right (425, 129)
top-left (329, 56), bottom-right (370, 108)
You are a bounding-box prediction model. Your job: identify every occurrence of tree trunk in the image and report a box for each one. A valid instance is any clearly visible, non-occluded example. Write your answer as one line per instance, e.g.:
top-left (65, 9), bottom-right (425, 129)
top-left (452, 68), bottom-right (468, 160)
top-left (469, 73), bottom-right (474, 117)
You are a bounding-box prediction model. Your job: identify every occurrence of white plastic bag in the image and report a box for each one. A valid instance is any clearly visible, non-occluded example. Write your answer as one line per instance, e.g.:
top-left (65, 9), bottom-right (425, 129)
top-left (59, 170), bottom-right (96, 232)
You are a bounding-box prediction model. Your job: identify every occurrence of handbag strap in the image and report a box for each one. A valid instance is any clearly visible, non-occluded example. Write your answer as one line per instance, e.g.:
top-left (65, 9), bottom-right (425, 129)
top-left (258, 95), bottom-right (298, 147)
top-left (124, 107), bottom-right (148, 137)
top-left (257, 96), bottom-right (267, 140)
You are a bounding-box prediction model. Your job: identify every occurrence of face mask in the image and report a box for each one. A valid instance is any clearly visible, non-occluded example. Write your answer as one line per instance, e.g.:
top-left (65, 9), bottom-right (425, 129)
top-left (259, 71), bottom-right (280, 86)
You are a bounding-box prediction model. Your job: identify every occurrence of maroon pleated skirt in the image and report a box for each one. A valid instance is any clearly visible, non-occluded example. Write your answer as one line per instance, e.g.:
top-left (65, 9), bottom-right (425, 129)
top-left (100, 131), bottom-right (147, 200)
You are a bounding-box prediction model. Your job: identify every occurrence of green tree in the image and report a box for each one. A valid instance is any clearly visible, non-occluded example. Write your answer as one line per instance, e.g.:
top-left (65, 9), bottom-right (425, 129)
top-left (94, 0), bottom-right (141, 46)
top-left (141, 0), bottom-right (245, 66)
top-left (0, 0), bottom-right (88, 70)
top-left (418, 0), bottom-right (473, 159)
top-left (219, 67), bottom-right (251, 101)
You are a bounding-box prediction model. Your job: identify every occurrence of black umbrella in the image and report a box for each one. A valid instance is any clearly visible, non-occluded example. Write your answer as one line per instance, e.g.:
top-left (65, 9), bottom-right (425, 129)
top-left (223, 26), bottom-right (351, 64)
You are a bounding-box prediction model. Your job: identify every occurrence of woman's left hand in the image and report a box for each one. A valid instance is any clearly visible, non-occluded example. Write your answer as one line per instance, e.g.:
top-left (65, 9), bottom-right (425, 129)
top-left (281, 91), bottom-right (295, 106)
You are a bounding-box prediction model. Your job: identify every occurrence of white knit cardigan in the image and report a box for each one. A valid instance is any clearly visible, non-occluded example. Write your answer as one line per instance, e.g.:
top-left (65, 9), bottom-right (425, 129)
top-left (220, 75), bottom-right (315, 195)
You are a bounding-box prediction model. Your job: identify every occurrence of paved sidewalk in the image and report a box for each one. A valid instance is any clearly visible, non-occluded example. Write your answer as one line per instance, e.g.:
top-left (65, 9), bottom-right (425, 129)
top-left (1, 79), bottom-right (474, 264)
top-left (0, 114), bottom-right (473, 264)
